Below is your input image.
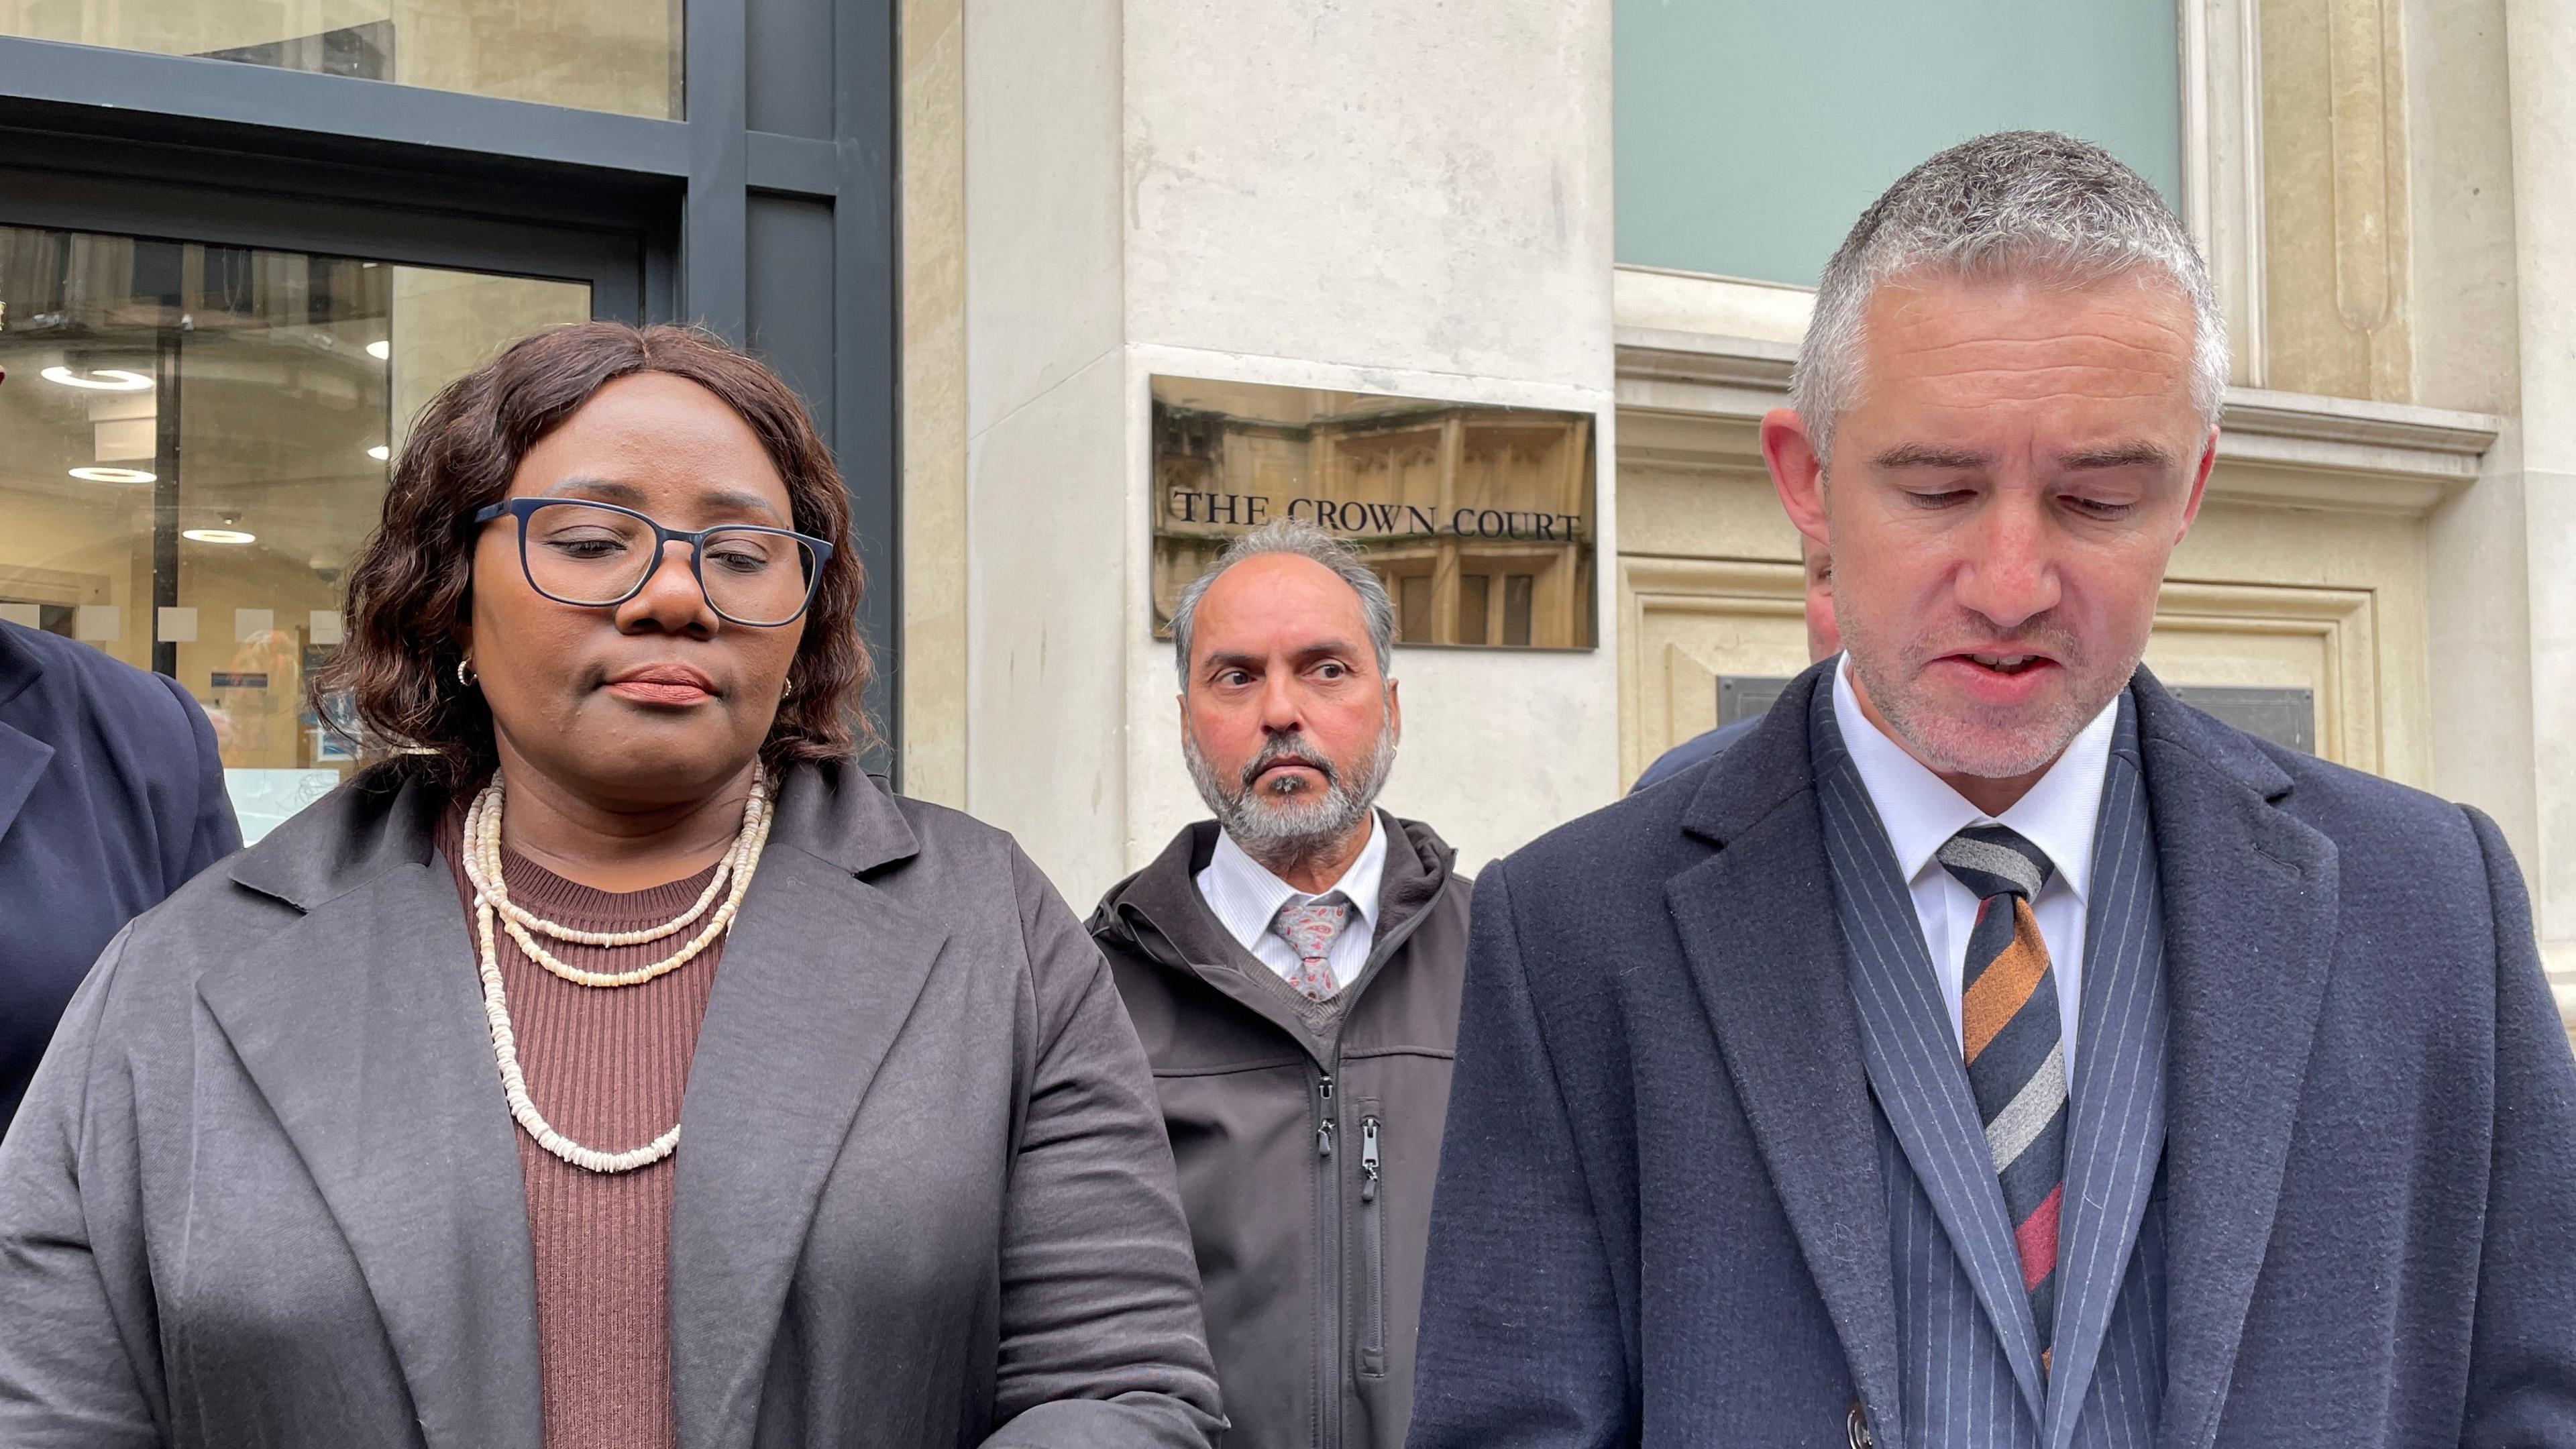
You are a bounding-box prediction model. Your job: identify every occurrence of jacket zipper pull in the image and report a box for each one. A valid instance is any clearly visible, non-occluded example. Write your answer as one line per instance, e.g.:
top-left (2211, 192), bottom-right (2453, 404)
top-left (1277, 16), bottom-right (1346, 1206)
top-left (1316, 1073), bottom-right (1335, 1158)
top-left (1360, 1116), bottom-right (1381, 1203)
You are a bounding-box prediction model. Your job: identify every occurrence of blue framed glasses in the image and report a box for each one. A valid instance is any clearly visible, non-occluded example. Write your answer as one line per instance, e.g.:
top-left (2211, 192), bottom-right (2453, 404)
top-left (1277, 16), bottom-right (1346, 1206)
top-left (472, 498), bottom-right (834, 628)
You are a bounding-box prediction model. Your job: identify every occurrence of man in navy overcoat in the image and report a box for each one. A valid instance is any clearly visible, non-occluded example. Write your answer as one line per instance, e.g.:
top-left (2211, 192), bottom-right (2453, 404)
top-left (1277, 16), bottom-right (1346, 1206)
top-left (1409, 133), bottom-right (2576, 1448)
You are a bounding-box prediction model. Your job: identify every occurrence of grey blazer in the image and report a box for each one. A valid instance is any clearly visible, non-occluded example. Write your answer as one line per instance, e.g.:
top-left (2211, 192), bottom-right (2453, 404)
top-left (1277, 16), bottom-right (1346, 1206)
top-left (0, 761), bottom-right (1224, 1449)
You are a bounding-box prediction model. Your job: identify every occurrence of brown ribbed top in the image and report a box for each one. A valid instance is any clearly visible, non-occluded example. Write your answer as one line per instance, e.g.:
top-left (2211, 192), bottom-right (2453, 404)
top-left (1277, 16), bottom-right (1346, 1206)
top-left (437, 806), bottom-right (727, 1449)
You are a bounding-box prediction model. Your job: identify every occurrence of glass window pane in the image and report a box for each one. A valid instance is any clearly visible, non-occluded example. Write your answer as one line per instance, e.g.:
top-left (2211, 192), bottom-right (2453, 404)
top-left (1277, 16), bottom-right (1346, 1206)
top-left (0, 0), bottom-right (682, 119)
top-left (1456, 572), bottom-right (1490, 646)
top-left (1503, 574), bottom-right (1534, 647)
top-left (1150, 377), bottom-right (1597, 651)
top-left (0, 222), bottom-right (590, 839)
top-left (1399, 574), bottom-right (1432, 645)
top-left (1615, 0), bottom-right (2183, 283)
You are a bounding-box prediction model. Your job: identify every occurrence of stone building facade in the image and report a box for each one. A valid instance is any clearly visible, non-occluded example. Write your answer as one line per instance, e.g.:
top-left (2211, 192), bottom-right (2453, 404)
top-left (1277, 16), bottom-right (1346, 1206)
top-left (898, 0), bottom-right (2576, 1026)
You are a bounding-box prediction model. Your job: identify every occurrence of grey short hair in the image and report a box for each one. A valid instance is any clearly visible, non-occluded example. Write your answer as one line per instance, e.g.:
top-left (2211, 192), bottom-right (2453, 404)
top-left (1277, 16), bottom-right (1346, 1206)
top-left (1788, 131), bottom-right (2227, 462)
top-left (1170, 518), bottom-right (1397, 690)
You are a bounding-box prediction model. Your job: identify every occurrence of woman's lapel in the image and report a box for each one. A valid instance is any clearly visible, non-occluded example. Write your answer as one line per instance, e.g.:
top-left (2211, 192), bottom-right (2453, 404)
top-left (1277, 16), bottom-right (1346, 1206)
top-left (667, 768), bottom-right (950, 1449)
top-left (202, 800), bottom-right (545, 1449)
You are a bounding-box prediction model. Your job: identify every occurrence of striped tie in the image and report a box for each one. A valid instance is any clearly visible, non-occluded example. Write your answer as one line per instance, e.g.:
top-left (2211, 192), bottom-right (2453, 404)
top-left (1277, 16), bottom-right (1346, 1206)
top-left (1937, 824), bottom-right (2068, 1366)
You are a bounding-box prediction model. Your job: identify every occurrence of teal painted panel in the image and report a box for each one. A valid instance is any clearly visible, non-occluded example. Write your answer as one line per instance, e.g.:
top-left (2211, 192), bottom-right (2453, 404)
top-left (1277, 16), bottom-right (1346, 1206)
top-left (1616, 0), bottom-right (2184, 284)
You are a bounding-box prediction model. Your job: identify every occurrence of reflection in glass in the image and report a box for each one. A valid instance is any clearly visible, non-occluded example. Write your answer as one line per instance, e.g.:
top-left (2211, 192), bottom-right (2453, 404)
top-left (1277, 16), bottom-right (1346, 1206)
top-left (0, 222), bottom-right (589, 836)
top-left (1456, 573), bottom-right (1490, 646)
top-left (0, 0), bottom-right (682, 119)
top-left (1399, 575), bottom-right (1432, 645)
top-left (1503, 573), bottom-right (1534, 647)
top-left (1150, 377), bottom-right (1597, 650)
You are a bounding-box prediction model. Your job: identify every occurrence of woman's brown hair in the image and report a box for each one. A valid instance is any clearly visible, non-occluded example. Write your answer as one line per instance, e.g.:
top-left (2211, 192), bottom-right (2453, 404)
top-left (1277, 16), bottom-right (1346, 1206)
top-left (315, 321), bottom-right (873, 788)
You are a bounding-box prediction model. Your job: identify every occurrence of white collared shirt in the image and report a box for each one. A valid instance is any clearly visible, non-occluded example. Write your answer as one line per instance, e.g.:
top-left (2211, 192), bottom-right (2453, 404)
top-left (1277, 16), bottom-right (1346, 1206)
top-left (1196, 810), bottom-right (1389, 994)
top-left (1832, 656), bottom-right (2117, 1081)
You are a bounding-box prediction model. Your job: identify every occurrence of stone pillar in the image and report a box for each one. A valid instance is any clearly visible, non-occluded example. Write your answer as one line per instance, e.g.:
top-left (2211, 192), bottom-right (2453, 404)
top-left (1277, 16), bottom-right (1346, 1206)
top-left (899, 0), bottom-right (969, 808)
top-left (2506, 0), bottom-right (2576, 1003)
top-left (963, 0), bottom-right (1617, 903)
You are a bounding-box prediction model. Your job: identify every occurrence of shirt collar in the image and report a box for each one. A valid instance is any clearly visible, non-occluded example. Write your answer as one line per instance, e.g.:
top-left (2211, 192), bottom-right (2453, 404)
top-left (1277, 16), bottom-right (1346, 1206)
top-left (1201, 809), bottom-right (1388, 946)
top-left (1831, 655), bottom-right (2117, 900)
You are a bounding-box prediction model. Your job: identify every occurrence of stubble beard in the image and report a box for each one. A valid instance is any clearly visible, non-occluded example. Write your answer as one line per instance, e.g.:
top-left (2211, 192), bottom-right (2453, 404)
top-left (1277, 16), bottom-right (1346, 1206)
top-left (1185, 724), bottom-right (1397, 879)
top-left (1839, 604), bottom-right (2133, 782)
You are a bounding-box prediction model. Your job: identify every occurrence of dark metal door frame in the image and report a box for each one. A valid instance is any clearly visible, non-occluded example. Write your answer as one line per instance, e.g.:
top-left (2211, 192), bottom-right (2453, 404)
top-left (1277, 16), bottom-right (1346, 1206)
top-left (0, 4), bottom-right (902, 769)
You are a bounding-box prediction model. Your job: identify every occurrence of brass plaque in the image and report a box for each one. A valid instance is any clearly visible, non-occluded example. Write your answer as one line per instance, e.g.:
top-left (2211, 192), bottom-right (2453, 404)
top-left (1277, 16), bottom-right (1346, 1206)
top-left (1150, 376), bottom-right (1598, 649)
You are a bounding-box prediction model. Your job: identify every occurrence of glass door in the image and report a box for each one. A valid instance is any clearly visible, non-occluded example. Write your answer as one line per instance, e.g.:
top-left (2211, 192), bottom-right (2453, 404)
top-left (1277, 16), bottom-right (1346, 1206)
top-left (0, 221), bottom-right (589, 837)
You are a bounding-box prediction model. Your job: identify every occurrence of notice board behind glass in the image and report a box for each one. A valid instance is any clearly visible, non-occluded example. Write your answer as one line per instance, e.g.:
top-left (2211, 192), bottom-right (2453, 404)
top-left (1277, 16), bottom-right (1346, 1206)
top-left (1151, 376), bottom-right (1598, 651)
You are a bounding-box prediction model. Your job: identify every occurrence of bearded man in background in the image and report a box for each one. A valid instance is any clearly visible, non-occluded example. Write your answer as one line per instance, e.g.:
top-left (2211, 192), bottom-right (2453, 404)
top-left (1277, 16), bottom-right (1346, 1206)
top-left (1091, 517), bottom-right (1472, 1449)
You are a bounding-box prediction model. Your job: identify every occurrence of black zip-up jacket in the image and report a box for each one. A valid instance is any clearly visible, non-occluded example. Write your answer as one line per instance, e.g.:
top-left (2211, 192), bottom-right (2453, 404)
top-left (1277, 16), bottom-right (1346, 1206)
top-left (1089, 813), bottom-right (1471, 1449)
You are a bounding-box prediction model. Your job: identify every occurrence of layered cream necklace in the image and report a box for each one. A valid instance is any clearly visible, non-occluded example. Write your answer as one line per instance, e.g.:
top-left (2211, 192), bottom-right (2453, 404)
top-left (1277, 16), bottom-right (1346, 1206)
top-left (464, 772), bottom-right (774, 1174)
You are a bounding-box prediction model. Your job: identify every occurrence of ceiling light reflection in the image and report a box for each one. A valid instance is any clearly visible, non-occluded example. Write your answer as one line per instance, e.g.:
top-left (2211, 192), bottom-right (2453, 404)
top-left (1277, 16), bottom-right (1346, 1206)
top-left (41, 366), bottom-right (153, 392)
top-left (181, 528), bottom-right (257, 545)
top-left (68, 466), bottom-right (156, 484)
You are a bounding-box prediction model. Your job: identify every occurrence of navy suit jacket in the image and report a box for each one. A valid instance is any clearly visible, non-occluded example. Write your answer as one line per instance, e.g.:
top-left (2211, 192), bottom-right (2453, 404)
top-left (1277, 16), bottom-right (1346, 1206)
top-left (1629, 715), bottom-right (1759, 794)
top-left (1409, 661), bottom-right (2576, 1448)
top-left (0, 622), bottom-right (239, 1130)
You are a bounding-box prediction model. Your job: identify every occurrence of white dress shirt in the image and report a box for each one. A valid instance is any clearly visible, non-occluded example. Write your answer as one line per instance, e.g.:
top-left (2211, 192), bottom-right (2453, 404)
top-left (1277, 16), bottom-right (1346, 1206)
top-left (1832, 656), bottom-right (2117, 1082)
top-left (1197, 809), bottom-right (1389, 994)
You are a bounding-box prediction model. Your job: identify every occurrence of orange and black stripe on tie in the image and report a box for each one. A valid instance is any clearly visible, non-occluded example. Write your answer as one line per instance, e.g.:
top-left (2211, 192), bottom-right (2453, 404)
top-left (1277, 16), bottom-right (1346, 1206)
top-left (1937, 824), bottom-right (2068, 1368)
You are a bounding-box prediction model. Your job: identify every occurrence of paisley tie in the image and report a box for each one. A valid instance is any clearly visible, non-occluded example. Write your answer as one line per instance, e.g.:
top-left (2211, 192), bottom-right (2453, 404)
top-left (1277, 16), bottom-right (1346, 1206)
top-left (1267, 894), bottom-right (1350, 1002)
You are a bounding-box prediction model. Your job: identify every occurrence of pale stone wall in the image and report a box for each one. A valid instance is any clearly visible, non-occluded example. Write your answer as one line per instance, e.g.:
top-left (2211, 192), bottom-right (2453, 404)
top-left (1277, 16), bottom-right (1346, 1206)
top-left (898, 0), bottom-right (968, 808)
top-left (952, 0), bottom-right (1615, 906)
top-left (904, 0), bottom-right (2575, 1006)
top-left (2257, 0), bottom-right (2415, 402)
top-left (2418, 0), bottom-right (2541, 941)
top-left (959, 0), bottom-right (1128, 898)
top-left (2503, 0), bottom-right (2576, 1001)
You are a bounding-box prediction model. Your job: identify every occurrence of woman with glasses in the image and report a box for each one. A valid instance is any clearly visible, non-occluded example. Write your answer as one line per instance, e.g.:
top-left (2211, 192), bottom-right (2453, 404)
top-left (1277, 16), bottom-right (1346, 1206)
top-left (0, 323), bottom-right (1223, 1449)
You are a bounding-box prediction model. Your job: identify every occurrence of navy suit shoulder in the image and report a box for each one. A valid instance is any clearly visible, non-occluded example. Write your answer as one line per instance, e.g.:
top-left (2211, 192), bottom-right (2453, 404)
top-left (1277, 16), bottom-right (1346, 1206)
top-left (1499, 761), bottom-right (1699, 914)
top-left (1493, 725), bottom-right (1762, 1003)
top-left (2144, 680), bottom-right (2465, 835)
top-left (2142, 683), bottom-right (2502, 932)
top-left (1485, 692), bottom-right (1823, 1049)
top-left (3, 619), bottom-right (208, 741)
top-left (0, 620), bottom-right (238, 875)
top-left (2265, 736), bottom-right (2483, 844)
top-left (1629, 714), bottom-right (1762, 794)
top-left (1512, 693), bottom-right (1807, 888)
top-left (1524, 694), bottom-right (1809, 863)
top-left (0, 623), bottom-right (239, 1131)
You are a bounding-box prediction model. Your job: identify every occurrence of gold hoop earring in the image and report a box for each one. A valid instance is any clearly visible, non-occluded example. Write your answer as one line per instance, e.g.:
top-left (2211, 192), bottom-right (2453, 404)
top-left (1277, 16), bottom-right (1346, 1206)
top-left (781, 676), bottom-right (796, 702)
top-left (458, 659), bottom-right (477, 687)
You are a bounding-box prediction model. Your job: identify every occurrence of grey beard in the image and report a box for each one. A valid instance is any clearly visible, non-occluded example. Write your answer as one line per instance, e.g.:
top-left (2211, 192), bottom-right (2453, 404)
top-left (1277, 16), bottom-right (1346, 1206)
top-left (1185, 725), bottom-right (1396, 878)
